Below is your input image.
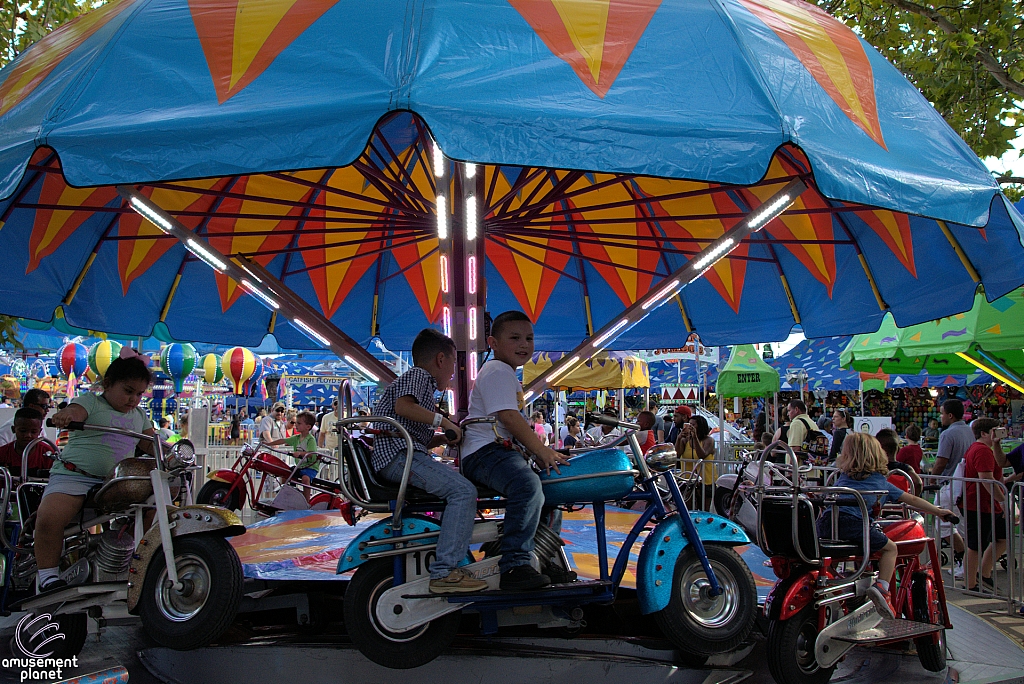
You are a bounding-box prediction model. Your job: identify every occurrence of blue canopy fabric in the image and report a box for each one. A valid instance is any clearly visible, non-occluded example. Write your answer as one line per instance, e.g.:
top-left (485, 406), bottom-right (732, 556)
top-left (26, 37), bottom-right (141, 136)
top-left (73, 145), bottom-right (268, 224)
top-left (0, 0), bottom-right (1021, 353)
top-left (767, 336), bottom-right (992, 389)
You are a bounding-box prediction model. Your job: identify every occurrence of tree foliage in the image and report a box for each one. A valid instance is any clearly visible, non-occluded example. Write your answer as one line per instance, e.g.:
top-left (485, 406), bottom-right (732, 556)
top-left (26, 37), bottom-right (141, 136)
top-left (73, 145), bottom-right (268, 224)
top-left (2, 1), bottom-right (102, 65)
top-left (818, 0), bottom-right (1023, 191)
top-left (0, 316), bottom-right (22, 351)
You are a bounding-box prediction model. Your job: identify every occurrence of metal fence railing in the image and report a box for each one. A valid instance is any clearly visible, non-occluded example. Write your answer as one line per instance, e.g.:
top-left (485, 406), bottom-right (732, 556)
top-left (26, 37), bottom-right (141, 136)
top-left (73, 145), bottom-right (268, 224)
top-left (919, 472), bottom-right (1015, 614)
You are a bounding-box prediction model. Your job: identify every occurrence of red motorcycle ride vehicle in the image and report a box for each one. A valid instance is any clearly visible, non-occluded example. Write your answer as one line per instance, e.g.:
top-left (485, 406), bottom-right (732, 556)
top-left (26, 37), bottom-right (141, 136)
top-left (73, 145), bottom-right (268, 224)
top-left (755, 444), bottom-right (954, 684)
top-left (197, 442), bottom-right (356, 523)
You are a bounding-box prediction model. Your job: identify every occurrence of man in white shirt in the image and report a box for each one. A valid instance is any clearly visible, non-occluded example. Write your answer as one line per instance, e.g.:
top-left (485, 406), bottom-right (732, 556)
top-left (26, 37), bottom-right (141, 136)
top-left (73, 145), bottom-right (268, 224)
top-left (586, 408), bottom-right (625, 445)
top-left (318, 399), bottom-right (340, 450)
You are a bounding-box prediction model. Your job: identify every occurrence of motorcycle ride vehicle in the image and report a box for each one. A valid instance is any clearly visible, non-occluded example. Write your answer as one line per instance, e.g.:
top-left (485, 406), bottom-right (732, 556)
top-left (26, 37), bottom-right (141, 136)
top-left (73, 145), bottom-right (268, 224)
top-left (335, 410), bottom-right (759, 669)
top-left (715, 447), bottom-right (840, 537)
top-left (197, 442), bottom-right (356, 523)
top-left (755, 442), bottom-right (955, 684)
top-left (0, 420), bottom-right (245, 657)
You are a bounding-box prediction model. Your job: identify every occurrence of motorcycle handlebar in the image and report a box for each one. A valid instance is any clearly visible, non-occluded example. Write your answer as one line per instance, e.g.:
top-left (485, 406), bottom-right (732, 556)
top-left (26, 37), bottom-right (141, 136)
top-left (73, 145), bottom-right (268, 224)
top-left (585, 413), bottom-right (640, 431)
top-left (46, 418), bottom-right (85, 431)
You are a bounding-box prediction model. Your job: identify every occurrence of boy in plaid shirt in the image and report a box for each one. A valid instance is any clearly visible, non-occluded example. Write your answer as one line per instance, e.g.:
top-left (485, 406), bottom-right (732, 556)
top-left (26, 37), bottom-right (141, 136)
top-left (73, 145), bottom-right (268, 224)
top-left (371, 329), bottom-right (487, 594)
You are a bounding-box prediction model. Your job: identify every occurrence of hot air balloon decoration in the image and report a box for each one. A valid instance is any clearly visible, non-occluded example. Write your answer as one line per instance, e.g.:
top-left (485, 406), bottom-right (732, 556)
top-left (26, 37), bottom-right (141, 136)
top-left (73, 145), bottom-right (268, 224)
top-left (88, 340), bottom-right (122, 380)
top-left (199, 353), bottom-right (223, 384)
top-left (160, 343), bottom-right (198, 393)
top-left (244, 354), bottom-right (265, 397)
top-left (57, 342), bottom-right (88, 379)
top-left (222, 347), bottom-right (257, 396)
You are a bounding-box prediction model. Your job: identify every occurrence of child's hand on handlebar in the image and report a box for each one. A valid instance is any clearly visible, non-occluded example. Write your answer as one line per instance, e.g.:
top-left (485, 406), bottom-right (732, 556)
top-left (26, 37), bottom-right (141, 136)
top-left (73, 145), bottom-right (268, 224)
top-left (533, 446), bottom-right (571, 475)
top-left (937, 508), bottom-right (958, 524)
top-left (440, 418), bottom-right (462, 445)
top-left (48, 407), bottom-right (80, 428)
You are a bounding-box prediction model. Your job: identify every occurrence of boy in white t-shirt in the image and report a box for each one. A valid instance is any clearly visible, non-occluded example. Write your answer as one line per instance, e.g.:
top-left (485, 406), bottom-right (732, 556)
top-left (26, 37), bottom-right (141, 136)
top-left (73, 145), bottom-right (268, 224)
top-left (461, 311), bottom-right (571, 591)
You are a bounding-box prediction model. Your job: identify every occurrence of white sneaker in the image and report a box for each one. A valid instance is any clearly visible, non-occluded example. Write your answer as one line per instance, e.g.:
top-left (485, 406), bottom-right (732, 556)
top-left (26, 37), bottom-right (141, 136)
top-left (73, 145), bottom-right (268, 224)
top-left (953, 562), bottom-right (964, 579)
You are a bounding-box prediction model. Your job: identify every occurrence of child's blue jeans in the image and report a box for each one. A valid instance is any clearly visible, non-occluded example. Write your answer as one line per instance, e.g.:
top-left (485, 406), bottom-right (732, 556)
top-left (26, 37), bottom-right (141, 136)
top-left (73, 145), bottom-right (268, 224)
top-left (462, 443), bottom-right (545, 572)
top-left (380, 450), bottom-right (478, 579)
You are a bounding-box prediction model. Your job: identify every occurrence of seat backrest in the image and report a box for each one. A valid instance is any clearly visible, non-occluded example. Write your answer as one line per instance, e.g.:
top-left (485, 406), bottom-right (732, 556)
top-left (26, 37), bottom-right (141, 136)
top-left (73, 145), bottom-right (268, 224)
top-left (759, 496), bottom-right (820, 562)
top-left (340, 437), bottom-right (397, 503)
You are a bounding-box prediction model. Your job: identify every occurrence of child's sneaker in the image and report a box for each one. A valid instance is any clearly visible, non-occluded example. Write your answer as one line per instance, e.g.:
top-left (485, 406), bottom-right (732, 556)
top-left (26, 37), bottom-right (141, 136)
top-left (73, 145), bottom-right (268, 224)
top-left (866, 582), bottom-right (896, 619)
top-left (429, 569), bottom-right (488, 594)
top-left (499, 565), bottom-right (551, 591)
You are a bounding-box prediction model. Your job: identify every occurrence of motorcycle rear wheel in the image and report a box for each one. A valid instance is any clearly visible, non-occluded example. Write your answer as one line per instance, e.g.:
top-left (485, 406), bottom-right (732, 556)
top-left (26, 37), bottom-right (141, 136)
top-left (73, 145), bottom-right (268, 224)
top-left (343, 559), bottom-right (461, 669)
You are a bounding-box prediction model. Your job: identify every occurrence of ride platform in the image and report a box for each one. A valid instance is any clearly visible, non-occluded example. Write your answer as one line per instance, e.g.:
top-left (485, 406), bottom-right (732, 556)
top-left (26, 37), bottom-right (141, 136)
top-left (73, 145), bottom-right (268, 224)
top-left (3, 508), bottom-right (1022, 683)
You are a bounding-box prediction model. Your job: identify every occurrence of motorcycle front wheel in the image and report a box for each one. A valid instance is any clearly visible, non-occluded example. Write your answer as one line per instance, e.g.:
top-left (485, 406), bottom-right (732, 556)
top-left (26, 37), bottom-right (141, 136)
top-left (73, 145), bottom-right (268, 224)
top-left (766, 605), bottom-right (835, 684)
top-left (654, 544), bottom-right (756, 658)
top-left (196, 480), bottom-right (241, 511)
top-left (139, 535), bottom-right (244, 650)
top-left (713, 486), bottom-right (734, 517)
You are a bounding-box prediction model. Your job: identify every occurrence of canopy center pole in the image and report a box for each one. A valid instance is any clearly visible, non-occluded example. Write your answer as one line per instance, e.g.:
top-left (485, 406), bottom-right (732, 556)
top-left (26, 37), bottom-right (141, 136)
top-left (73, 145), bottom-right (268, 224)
top-left (446, 159), bottom-right (484, 419)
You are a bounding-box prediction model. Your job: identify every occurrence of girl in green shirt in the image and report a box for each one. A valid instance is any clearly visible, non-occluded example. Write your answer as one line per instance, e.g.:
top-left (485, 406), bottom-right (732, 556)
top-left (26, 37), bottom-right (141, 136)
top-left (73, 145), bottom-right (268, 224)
top-left (38, 351), bottom-right (157, 592)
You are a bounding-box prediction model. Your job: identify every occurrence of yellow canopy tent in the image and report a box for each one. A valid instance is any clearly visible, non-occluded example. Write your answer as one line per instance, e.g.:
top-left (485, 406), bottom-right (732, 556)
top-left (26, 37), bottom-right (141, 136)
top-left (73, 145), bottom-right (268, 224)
top-left (523, 352), bottom-right (649, 391)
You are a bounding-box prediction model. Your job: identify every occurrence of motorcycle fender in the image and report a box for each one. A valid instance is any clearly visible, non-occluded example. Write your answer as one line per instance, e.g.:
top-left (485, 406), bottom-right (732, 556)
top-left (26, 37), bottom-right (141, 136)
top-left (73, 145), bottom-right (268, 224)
top-left (637, 512), bottom-right (750, 615)
top-left (127, 505), bottom-right (245, 613)
top-left (338, 515), bottom-right (443, 575)
top-left (206, 470), bottom-right (239, 485)
top-left (764, 572), bottom-right (816, 621)
top-left (715, 474), bottom-right (739, 490)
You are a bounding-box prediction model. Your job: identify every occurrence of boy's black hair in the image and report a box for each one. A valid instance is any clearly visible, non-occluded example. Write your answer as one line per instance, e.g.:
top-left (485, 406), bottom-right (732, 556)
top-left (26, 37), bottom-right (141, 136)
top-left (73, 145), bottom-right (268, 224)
top-left (941, 399), bottom-right (964, 420)
top-left (296, 410), bottom-right (317, 426)
top-left (411, 328), bottom-right (456, 366)
top-left (875, 428), bottom-right (899, 457)
top-left (13, 407), bottom-right (43, 423)
top-left (103, 356), bottom-right (153, 387)
top-left (490, 310), bottom-right (531, 340)
top-left (905, 423), bottom-right (922, 441)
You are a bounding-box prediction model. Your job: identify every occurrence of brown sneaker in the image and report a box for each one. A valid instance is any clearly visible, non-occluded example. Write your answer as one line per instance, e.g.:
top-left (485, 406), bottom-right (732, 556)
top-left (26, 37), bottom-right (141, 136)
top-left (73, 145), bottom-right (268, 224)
top-left (429, 569), bottom-right (489, 594)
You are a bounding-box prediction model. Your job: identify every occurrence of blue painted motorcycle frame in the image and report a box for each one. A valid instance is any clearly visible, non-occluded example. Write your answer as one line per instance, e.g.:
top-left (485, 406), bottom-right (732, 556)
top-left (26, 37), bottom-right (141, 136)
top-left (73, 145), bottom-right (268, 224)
top-left (336, 414), bottom-right (751, 616)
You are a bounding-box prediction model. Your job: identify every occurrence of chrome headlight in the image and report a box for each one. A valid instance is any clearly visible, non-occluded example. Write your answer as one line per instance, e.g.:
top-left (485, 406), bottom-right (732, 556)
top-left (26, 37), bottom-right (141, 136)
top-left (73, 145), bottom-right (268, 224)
top-left (166, 439), bottom-right (197, 470)
top-left (645, 443), bottom-right (679, 472)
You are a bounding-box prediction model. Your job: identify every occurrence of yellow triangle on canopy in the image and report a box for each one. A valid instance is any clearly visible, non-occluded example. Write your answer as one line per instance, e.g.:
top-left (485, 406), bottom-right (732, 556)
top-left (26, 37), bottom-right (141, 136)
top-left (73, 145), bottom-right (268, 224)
top-left (231, 0), bottom-right (300, 91)
top-left (985, 324), bottom-right (1001, 335)
top-left (909, 332), bottom-right (921, 341)
top-left (550, 0), bottom-right (610, 84)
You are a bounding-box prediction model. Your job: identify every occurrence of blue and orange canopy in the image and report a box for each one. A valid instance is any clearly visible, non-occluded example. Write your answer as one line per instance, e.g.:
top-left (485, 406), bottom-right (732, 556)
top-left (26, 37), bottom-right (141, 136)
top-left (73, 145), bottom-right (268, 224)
top-left (0, 0), bottom-right (1021, 352)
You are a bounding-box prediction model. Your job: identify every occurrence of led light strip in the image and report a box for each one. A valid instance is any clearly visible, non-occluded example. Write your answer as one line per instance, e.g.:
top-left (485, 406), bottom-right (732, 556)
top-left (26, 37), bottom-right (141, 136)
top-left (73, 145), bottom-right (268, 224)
top-left (956, 352), bottom-right (1024, 393)
top-left (120, 185), bottom-right (394, 385)
top-left (546, 355), bottom-right (580, 384)
top-left (437, 195), bottom-right (448, 240)
top-left (466, 195), bottom-right (478, 241)
top-left (344, 354), bottom-right (381, 383)
top-left (293, 318), bottom-right (331, 347)
top-left (522, 177), bottom-right (807, 398)
top-left (241, 279), bottom-right (279, 310)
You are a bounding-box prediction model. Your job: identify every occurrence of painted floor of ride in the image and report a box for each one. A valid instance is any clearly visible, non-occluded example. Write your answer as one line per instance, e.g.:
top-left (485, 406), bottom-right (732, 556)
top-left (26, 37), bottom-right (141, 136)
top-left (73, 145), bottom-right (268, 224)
top-left (230, 506), bottom-right (778, 599)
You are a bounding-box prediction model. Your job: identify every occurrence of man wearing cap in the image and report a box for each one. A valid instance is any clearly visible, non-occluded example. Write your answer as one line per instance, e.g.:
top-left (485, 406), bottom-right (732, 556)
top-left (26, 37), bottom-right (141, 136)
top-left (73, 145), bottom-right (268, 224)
top-left (665, 405), bottom-right (693, 445)
top-left (260, 402), bottom-right (287, 443)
